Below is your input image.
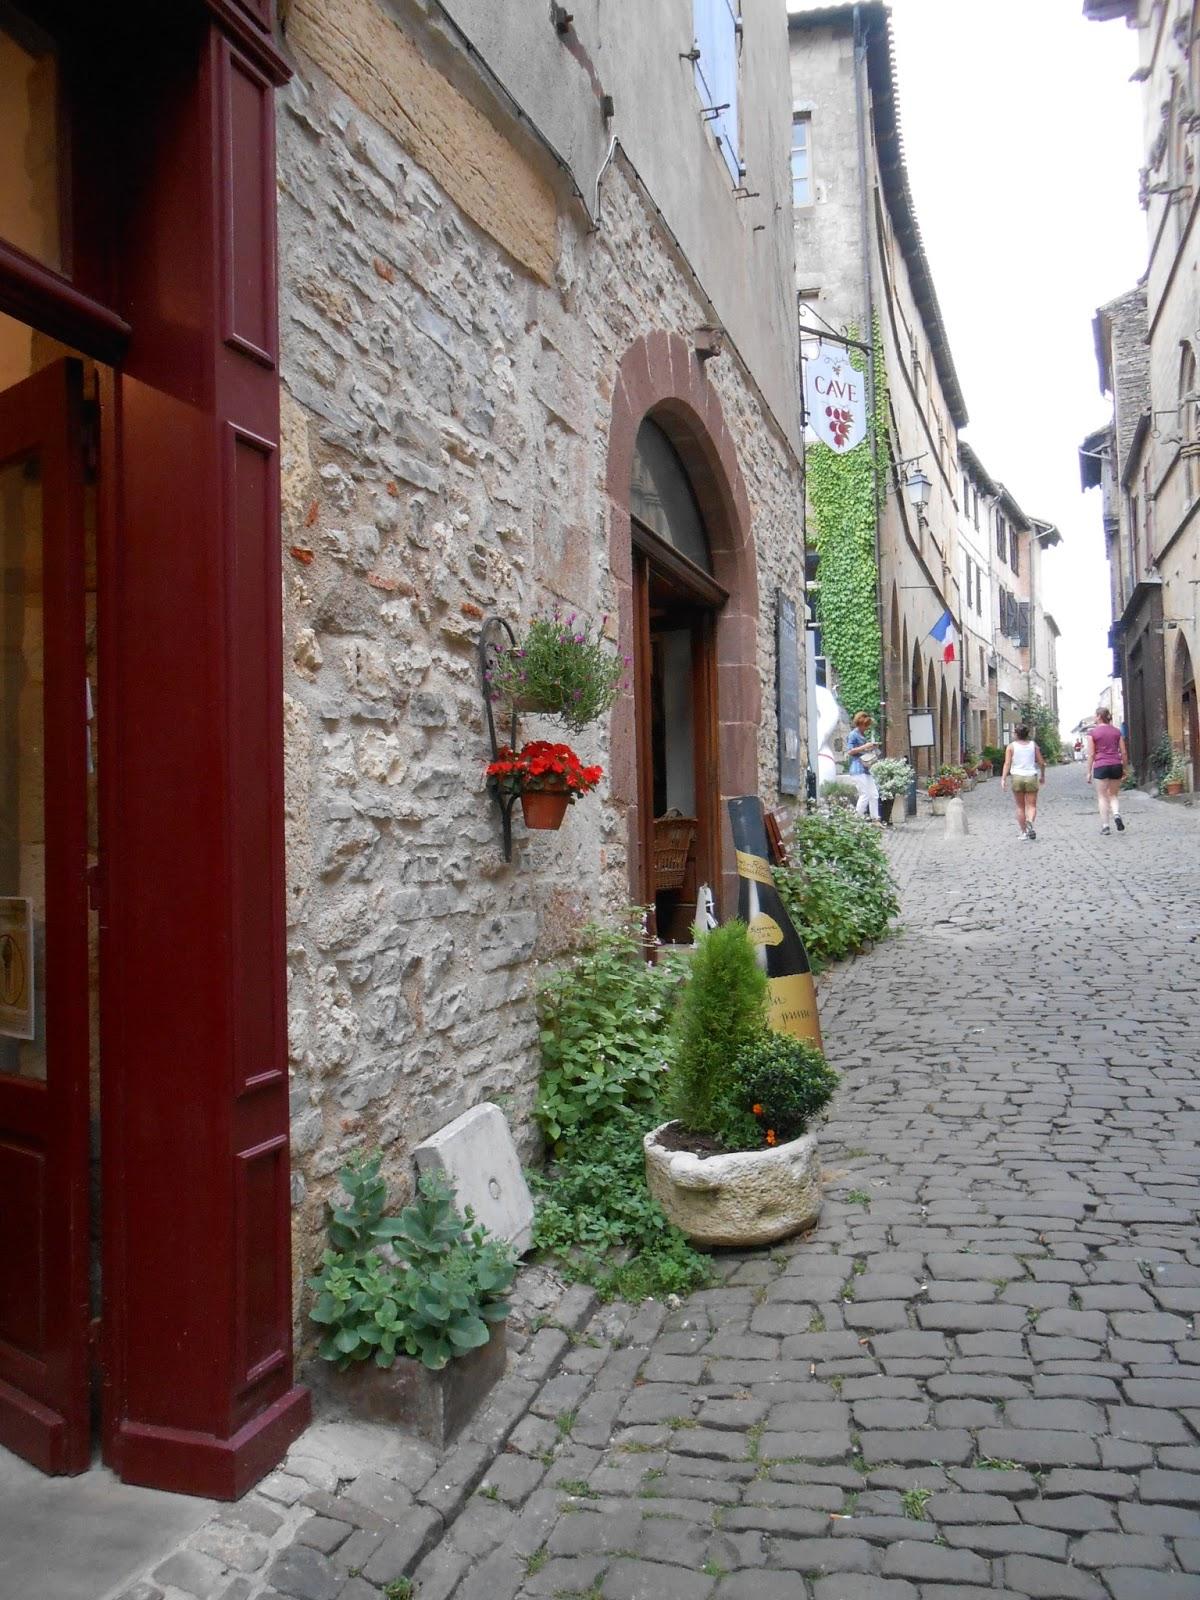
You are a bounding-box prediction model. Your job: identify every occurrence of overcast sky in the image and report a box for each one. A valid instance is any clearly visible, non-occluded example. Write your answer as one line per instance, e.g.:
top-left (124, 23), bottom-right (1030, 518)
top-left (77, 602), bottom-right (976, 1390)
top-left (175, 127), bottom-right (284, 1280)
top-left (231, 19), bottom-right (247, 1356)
top-left (883, 0), bottom-right (1146, 732)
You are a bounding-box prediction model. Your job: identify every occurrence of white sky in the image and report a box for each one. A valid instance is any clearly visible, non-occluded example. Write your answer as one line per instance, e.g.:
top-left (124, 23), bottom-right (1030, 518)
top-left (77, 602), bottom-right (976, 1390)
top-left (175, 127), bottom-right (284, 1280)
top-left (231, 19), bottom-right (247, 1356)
top-left (886, 0), bottom-right (1146, 731)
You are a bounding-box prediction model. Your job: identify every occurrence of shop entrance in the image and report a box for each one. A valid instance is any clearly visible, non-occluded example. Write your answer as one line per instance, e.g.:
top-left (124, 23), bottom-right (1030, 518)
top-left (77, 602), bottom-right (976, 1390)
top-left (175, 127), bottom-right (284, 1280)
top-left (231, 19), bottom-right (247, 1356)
top-left (630, 419), bottom-right (726, 941)
top-left (0, 357), bottom-right (93, 1474)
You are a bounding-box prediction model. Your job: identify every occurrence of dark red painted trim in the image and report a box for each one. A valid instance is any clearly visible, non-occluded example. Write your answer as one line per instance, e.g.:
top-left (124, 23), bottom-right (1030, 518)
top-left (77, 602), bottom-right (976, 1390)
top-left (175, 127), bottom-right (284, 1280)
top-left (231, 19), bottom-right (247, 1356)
top-left (114, 1384), bottom-right (312, 1500)
top-left (204, 0), bottom-right (292, 85)
top-left (0, 241), bottom-right (130, 366)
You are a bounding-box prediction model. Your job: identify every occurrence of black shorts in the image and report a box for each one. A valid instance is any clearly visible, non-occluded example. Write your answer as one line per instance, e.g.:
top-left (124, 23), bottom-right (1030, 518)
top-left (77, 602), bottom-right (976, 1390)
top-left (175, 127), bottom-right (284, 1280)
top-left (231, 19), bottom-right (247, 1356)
top-left (1095, 764), bottom-right (1123, 781)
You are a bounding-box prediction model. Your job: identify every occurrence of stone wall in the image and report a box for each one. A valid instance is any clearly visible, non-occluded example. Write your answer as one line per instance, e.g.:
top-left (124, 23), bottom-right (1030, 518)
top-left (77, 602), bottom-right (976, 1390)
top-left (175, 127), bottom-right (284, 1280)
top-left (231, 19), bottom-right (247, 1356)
top-left (275, 22), bottom-right (806, 1304)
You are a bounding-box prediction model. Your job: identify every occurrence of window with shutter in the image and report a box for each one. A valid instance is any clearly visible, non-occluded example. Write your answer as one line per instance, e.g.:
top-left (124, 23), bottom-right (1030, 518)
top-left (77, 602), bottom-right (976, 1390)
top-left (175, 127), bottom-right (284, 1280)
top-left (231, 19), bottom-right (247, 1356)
top-left (1010, 530), bottom-right (1020, 577)
top-left (693, 0), bottom-right (741, 183)
top-left (1017, 601), bottom-right (1030, 650)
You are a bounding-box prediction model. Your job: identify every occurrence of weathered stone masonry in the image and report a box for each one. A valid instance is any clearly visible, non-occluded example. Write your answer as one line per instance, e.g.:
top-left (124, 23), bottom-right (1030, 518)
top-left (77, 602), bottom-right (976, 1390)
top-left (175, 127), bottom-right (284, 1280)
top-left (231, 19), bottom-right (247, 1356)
top-left (275, 28), bottom-right (807, 1303)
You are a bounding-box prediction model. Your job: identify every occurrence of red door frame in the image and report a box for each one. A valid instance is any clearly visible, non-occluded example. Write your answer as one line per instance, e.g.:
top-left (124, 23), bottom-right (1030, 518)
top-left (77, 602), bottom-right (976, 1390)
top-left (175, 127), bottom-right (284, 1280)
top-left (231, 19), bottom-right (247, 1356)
top-left (0, 362), bottom-right (91, 1476)
top-left (0, 1), bottom-right (309, 1495)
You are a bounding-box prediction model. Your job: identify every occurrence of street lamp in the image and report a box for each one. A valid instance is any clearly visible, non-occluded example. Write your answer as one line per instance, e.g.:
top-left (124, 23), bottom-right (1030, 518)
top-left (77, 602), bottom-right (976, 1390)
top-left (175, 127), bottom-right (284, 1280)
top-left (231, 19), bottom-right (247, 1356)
top-left (904, 467), bottom-right (932, 511)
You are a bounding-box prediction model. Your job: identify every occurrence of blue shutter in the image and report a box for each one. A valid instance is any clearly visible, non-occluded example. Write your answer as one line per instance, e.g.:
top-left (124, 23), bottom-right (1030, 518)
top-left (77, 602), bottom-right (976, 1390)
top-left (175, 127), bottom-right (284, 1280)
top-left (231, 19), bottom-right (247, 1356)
top-left (693, 0), bottom-right (741, 183)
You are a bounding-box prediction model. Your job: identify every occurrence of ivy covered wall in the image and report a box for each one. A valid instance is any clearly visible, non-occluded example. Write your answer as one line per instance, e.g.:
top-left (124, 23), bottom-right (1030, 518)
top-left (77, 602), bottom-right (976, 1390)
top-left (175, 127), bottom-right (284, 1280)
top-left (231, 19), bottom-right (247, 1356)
top-left (806, 321), bottom-right (890, 723)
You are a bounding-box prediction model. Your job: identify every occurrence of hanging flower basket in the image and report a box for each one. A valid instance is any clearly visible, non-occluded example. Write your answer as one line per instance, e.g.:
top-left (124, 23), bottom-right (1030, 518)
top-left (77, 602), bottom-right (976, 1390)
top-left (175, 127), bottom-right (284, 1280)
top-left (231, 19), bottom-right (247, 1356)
top-left (486, 741), bottom-right (603, 833)
top-left (520, 788), bottom-right (571, 830)
top-left (485, 611), bottom-right (626, 731)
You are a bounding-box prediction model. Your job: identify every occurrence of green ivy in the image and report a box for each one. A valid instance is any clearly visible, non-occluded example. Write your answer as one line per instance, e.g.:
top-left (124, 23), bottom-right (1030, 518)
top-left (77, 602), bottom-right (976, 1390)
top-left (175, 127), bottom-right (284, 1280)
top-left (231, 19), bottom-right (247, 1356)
top-left (806, 321), bottom-right (890, 723)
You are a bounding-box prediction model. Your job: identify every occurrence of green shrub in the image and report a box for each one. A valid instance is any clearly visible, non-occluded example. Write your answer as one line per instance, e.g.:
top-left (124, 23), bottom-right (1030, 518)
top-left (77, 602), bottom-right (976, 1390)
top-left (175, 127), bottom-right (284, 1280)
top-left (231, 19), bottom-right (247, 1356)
top-left (981, 744), bottom-right (1006, 769)
top-left (665, 922), bottom-right (767, 1136)
top-left (774, 808), bottom-right (899, 971)
top-left (1018, 695), bottom-right (1062, 764)
top-left (820, 779), bottom-right (860, 808)
top-left (530, 1110), bottom-right (712, 1301)
top-left (722, 1035), bottom-right (840, 1148)
top-left (309, 1157), bottom-right (515, 1372)
top-left (534, 918), bottom-right (680, 1155)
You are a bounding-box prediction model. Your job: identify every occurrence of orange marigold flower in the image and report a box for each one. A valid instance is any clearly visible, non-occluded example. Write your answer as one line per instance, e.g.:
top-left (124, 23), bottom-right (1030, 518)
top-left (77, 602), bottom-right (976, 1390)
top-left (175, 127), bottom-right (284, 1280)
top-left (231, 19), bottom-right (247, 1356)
top-left (752, 1104), bottom-right (763, 1115)
top-left (765, 1129), bottom-right (777, 1146)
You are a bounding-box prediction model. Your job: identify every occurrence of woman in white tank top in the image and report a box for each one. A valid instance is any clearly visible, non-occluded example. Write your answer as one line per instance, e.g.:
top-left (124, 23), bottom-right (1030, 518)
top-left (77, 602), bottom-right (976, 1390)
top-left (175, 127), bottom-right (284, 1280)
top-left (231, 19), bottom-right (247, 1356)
top-left (1001, 723), bottom-right (1046, 841)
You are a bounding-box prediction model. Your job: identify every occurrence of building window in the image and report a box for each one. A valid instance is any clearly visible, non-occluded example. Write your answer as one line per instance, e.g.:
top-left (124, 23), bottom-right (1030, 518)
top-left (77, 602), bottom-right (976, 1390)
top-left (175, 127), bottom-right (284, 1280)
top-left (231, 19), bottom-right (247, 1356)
top-left (996, 513), bottom-right (1006, 565)
top-left (790, 113), bottom-right (811, 206)
top-left (1010, 529), bottom-right (1020, 577)
top-left (975, 565), bottom-right (982, 614)
top-left (1180, 343), bottom-right (1198, 502)
top-left (0, 11), bottom-right (64, 273)
top-left (965, 554), bottom-right (973, 613)
top-left (972, 488), bottom-right (979, 530)
top-left (693, 0), bottom-right (742, 183)
top-left (979, 645), bottom-right (985, 685)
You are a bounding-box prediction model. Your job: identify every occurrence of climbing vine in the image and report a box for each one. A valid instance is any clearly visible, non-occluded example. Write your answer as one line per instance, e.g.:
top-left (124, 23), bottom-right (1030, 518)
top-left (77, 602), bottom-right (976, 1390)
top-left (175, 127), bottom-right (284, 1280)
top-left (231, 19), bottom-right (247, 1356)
top-left (806, 320), bottom-right (890, 724)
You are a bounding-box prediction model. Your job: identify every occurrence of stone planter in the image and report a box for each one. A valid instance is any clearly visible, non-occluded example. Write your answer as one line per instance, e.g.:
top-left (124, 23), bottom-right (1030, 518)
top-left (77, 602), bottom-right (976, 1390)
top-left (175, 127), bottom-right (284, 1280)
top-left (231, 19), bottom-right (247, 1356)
top-left (643, 1121), bottom-right (821, 1247)
top-left (310, 1323), bottom-right (506, 1447)
top-left (927, 797), bottom-right (948, 816)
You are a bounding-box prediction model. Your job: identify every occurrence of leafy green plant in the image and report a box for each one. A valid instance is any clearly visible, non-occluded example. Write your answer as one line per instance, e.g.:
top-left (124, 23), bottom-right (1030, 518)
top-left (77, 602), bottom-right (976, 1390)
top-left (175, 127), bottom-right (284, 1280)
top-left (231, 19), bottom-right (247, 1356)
top-left (1018, 694), bottom-right (1062, 764)
top-left (309, 1158), bottom-right (516, 1372)
top-left (718, 1035), bottom-right (840, 1149)
top-left (981, 744), bottom-right (1006, 769)
top-left (488, 610), bottom-right (624, 731)
top-left (529, 1110), bottom-right (712, 1301)
top-left (1161, 750), bottom-right (1188, 788)
top-left (820, 779), bottom-right (860, 809)
top-left (902, 1486), bottom-right (932, 1521)
top-left (870, 756), bottom-right (914, 799)
top-left (534, 918), bottom-right (681, 1154)
top-left (806, 319), bottom-right (889, 723)
top-left (774, 808), bottom-right (899, 971)
top-left (665, 922), bottom-right (767, 1136)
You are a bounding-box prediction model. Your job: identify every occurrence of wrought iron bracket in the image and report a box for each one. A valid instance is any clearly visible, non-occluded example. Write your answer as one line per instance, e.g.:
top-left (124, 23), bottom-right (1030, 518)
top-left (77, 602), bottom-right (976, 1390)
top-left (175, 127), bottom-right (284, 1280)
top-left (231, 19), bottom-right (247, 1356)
top-left (479, 615), bottom-right (520, 862)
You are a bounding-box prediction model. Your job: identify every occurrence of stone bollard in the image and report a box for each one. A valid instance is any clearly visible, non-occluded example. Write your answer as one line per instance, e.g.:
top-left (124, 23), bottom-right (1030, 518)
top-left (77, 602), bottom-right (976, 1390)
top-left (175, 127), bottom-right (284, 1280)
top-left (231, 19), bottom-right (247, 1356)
top-left (944, 796), bottom-right (968, 837)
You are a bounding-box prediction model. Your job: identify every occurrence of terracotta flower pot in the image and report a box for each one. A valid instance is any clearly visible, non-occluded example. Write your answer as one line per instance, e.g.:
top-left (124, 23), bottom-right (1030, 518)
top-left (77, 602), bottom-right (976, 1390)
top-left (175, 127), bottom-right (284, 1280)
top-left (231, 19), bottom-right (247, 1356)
top-left (1165, 781), bottom-right (1184, 796)
top-left (520, 788), bottom-right (570, 829)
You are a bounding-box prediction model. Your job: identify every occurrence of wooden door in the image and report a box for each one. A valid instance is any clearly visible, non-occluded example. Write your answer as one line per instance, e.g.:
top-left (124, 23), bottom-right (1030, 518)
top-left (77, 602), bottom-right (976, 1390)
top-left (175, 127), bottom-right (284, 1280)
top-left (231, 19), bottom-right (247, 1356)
top-left (0, 360), bottom-right (91, 1475)
top-left (1185, 680), bottom-right (1199, 791)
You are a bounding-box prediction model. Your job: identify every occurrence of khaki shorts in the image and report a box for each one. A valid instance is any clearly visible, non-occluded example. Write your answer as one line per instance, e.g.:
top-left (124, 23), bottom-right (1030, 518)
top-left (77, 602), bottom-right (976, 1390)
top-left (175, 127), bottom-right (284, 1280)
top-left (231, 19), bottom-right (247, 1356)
top-left (1010, 775), bottom-right (1039, 794)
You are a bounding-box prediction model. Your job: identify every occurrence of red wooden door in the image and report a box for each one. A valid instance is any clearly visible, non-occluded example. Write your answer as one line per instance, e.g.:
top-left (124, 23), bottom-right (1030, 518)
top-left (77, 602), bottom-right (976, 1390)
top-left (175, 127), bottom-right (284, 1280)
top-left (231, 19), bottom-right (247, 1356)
top-left (0, 360), bottom-right (91, 1475)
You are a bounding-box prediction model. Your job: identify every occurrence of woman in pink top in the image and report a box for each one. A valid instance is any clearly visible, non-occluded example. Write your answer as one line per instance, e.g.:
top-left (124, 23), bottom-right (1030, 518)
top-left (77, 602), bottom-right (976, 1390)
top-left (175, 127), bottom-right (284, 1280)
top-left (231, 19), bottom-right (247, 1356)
top-left (1086, 707), bottom-right (1129, 835)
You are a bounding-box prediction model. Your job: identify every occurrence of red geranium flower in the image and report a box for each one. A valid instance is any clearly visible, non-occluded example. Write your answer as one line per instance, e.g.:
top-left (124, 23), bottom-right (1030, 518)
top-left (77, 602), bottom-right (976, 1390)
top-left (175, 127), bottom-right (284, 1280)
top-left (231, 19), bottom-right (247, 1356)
top-left (486, 740), bottom-right (603, 802)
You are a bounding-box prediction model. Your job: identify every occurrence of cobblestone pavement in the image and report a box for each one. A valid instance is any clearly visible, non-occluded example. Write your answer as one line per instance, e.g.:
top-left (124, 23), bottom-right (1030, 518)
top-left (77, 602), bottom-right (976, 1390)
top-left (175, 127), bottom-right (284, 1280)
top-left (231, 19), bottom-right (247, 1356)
top-left (119, 767), bottom-right (1200, 1600)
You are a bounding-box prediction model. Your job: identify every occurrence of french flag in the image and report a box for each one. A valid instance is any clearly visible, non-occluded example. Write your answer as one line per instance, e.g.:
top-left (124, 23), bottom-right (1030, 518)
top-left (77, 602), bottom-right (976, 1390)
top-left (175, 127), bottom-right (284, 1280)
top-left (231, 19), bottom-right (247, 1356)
top-left (929, 610), bottom-right (958, 664)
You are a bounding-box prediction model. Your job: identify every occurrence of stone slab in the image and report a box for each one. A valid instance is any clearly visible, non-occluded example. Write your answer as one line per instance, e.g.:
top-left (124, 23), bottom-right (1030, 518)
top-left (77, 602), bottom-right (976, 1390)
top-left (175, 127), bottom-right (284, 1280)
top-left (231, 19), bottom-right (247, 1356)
top-left (414, 1102), bottom-right (534, 1254)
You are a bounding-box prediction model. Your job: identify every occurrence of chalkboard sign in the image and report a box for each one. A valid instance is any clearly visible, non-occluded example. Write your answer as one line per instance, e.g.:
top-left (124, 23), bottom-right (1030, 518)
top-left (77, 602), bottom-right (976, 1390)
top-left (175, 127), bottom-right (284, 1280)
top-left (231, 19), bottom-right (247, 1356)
top-left (776, 590), bottom-right (802, 796)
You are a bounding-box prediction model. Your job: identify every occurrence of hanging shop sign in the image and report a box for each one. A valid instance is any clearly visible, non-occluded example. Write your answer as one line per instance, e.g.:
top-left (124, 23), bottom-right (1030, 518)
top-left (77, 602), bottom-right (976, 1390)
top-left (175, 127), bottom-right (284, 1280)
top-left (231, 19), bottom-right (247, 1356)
top-left (804, 341), bottom-right (867, 454)
top-left (776, 590), bottom-right (802, 796)
top-left (0, 897), bottom-right (34, 1040)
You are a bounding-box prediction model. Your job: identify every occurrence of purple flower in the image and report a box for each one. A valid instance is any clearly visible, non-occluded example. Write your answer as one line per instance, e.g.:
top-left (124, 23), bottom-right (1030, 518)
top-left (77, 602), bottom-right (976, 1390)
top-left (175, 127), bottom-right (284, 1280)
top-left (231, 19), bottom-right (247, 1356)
top-left (574, 634), bottom-right (584, 644)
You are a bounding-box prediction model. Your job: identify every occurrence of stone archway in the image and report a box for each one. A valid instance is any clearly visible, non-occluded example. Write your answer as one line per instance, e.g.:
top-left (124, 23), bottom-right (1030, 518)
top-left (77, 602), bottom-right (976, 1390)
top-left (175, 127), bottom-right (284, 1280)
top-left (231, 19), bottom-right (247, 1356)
top-left (926, 662), bottom-right (938, 773)
top-left (950, 688), bottom-right (960, 764)
top-left (1172, 631), bottom-right (1199, 788)
top-left (607, 333), bottom-right (759, 910)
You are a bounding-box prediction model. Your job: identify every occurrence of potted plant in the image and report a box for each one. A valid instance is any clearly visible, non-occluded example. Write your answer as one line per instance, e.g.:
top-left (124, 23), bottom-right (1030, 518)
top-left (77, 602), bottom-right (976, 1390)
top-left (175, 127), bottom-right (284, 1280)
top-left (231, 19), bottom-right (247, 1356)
top-left (976, 756), bottom-right (993, 780)
top-left (926, 776), bottom-right (959, 815)
top-left (1161, 753), bottom-right (1188, 796)
top-left (308, 1153), bottom-right (516, 1446)
top-left (643, 922), bottom-right (839, 1247)
top-left (486, 740), bottom-right (603, 829)
top-left (487, 611), bottom-right (624, 731)
top-left (871, 756), bottom-right (915, 826)
top-left (819, 778), bottom-right (860, 810)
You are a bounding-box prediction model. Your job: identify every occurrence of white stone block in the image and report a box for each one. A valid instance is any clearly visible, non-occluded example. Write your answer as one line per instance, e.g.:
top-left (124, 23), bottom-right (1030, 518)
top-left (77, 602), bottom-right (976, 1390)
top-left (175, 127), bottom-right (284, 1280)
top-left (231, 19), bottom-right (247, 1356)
top-left (944, 797), bottom-right (969, 837)
top-left (414, 1102), bottom-right (534, 1255)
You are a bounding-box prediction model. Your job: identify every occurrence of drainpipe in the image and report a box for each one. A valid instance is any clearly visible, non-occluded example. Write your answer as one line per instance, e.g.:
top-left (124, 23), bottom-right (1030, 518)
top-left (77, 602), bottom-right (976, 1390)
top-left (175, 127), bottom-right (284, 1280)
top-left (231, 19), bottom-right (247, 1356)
top-left (852, 4), bottom-right (887, 753)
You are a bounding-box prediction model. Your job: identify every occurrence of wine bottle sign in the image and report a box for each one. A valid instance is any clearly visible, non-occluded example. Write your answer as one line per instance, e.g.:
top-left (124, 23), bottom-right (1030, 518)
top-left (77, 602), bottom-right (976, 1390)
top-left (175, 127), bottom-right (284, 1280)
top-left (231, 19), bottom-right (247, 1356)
top-left (728, 796), bottom-right (823, 1050)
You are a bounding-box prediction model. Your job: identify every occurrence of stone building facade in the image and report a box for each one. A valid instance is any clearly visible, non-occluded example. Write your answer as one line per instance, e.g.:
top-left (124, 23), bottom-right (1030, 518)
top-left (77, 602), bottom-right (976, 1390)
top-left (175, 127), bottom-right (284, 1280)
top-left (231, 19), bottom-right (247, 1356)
top-left (1087, 0), bottom-right (1199, 784)
top-left (277, 0), bottom-right (806, 1289)
top-left (1081, 287), bottom-right (1164, 774)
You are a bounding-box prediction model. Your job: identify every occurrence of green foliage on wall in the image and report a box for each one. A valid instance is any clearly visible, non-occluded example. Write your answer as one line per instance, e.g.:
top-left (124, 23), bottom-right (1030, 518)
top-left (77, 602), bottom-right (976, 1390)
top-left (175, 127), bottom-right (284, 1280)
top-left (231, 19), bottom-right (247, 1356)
top-left (806, 322), bottom-right (890, 723)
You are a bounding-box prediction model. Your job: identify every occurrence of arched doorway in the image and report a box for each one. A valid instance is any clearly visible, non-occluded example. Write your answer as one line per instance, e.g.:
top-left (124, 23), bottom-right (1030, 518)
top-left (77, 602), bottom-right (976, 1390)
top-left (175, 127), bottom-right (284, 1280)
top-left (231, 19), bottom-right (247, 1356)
top-left (1174, 633), bottom-right (1198, 789)
top-left (939, 678), bottom-right (950, 767)
top-left (926, 663), bottom-right (938, 768)
top-left (629, 418), bottom-right (726, 940)
top-left (950, 689), bottom-right (960, 764)
top-left (606, 331), bottom-right (759, 932)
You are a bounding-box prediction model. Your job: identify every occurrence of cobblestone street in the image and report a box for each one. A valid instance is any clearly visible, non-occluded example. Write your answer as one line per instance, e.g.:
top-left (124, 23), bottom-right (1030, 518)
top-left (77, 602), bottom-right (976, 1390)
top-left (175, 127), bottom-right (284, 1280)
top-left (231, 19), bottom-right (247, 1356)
top-left (118, 766), bottom-right (1200, 1600)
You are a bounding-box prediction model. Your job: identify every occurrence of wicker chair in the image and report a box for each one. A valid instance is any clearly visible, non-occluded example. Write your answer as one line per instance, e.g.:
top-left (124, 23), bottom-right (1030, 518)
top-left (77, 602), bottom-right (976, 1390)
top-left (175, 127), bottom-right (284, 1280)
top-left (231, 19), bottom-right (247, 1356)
top-left (653, 811), bottom-right (697, 891)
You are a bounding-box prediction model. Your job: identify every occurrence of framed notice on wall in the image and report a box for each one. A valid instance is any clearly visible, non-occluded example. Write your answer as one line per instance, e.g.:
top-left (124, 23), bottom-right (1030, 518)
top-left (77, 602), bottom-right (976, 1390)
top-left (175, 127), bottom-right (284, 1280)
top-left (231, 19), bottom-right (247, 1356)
top-left (0, 897), bottom-right (34, 1040)
top-left (776, 591), bottom-right (802, 795)
top-left (908, 710), bottom-right (936, 749)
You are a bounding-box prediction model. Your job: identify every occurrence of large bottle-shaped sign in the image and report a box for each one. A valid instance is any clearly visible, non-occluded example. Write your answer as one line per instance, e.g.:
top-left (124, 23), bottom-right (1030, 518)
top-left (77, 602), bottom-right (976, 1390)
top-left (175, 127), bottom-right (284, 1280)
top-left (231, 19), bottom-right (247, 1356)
top-left (727, 796), bottom-right (823, 1050)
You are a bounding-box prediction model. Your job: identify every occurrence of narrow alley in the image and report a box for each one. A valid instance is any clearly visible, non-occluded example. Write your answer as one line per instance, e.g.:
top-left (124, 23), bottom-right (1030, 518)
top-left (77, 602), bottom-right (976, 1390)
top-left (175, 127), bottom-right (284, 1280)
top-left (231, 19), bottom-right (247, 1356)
top-left (101, 767), bottom-right (1200, 1600)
